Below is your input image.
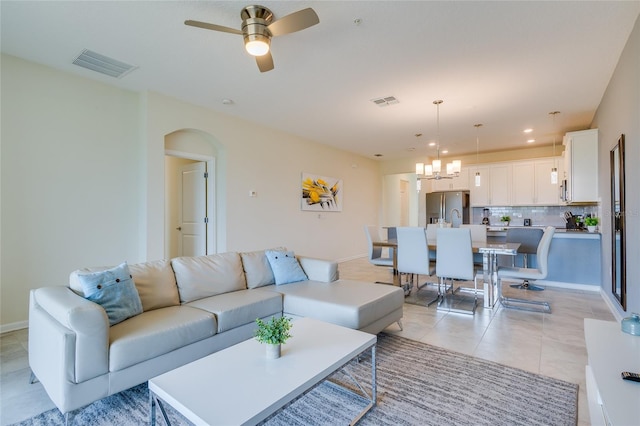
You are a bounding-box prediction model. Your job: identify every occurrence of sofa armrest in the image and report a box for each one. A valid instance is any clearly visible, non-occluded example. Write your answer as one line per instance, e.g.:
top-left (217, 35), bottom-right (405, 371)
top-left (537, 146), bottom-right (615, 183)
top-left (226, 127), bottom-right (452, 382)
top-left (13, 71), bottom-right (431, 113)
top-left (29, 287), bottom-right (109, 384)
top-left (297, 256), bottom-right (339, 282)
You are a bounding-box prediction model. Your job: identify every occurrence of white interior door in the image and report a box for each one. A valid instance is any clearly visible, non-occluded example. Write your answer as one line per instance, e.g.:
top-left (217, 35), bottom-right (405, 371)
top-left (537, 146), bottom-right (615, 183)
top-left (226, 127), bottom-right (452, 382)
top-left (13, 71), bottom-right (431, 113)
top-left (178, 162), bottom-right (207, 257)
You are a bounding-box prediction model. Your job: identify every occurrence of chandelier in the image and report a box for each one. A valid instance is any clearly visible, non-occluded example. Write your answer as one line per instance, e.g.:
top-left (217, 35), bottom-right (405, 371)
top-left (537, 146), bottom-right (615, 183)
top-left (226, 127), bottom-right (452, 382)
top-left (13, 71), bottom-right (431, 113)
top-left (415, 100), bottom-right (461, 180)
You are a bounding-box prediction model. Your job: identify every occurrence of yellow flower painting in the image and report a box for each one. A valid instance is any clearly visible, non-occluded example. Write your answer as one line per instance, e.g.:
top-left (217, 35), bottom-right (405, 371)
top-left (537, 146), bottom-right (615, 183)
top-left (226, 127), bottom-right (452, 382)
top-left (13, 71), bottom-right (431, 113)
top-left (301, 173), bottom-right (342, 211)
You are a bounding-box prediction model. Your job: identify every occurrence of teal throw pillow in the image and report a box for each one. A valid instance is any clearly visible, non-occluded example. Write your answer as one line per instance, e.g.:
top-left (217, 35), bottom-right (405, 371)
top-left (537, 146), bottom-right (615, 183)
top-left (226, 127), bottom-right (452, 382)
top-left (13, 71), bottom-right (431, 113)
top-left (265, 250), bottom-right (308, 285)
top-left (78, 262), bottom-right (143, 326)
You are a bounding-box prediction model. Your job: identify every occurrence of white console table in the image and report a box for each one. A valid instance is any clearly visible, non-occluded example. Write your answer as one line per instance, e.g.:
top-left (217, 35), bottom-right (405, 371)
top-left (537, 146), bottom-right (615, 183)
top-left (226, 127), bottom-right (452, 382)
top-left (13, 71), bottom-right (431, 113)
top-left (584, 319), bottom-right (640, 425)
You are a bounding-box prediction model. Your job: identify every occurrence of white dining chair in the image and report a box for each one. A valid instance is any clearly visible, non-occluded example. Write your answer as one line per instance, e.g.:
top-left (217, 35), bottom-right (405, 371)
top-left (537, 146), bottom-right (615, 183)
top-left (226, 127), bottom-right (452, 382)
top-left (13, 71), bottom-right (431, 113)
top-left (364, 225), bottom-right (393, 268)
top-left (425, 224), bottom-right (438, 262)
top-left (435, 227), bottom-right (479, 314)
top-left (497, 226), bottom-right (554, 313)
top-left (505, 227), bottom-right (545, 291)
top-left (396, 227), bottom-right (437, 303)
top-left (460, 224), bottom-right (487, 269)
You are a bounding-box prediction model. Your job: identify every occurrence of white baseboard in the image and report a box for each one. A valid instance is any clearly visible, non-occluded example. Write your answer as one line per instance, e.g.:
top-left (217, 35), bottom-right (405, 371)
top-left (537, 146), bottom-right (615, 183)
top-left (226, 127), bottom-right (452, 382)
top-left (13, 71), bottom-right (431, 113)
top-left (1, 320), bottom-right (28, 334)
top-left (337, 253), bottom-right (368, 263)
top-left (599, 289), bottom-right (624, 322)
top-left (535, 280), bottom-right (601, 292)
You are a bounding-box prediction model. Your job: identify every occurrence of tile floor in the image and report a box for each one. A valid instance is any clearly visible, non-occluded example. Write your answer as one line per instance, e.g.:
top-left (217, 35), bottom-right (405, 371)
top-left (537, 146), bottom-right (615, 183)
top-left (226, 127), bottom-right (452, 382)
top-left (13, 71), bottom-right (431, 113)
top-left (0, 257), bottom-right (615, 425)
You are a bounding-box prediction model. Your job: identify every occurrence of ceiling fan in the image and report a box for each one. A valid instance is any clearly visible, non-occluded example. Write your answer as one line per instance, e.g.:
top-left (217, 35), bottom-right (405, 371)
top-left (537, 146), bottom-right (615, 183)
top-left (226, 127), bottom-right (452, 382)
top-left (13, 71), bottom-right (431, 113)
top-left (185, 5), bottom-right (319, 73)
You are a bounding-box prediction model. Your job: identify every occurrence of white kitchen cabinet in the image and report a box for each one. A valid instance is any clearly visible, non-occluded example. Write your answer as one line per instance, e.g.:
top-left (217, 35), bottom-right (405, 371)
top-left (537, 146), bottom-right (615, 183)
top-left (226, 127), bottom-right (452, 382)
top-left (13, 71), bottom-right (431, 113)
top-left (468, 165), bottom-right (490, 206)
top-left (511, 162), bottom-right (535, 205)
top-left (468, 165), bottom-right (510, 206)
top-left (488, 164), bottom-right (511, 205)
top-left (430, 168), bottom-right (469, 192)
top-left (563, 129), bottom-right (598, 203)
top-left (534, 159), bottom-right (562, 205)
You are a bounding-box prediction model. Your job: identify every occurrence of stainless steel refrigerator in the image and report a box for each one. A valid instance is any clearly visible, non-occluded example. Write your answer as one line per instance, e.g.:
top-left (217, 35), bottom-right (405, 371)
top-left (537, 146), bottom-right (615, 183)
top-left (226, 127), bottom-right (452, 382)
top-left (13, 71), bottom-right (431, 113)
top-left (425, 191), bottom-right (470, 227)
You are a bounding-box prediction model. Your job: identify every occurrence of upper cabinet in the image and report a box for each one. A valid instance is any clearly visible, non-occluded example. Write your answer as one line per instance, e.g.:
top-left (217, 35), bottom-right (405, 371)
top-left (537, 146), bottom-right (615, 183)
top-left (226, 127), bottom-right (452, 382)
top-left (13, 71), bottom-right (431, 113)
top-left (563, 129), bottom-right (598, 204)
top-left (468, 164), bottom-right (511, 206)
top-left (534, 159), bottom-right (562, 205)
top-left (469, 158), bottom-right (563, 207)
top-left (429, 168), bottom-right (470, 192)
top-left (511, 159), bottom-right (562, 205)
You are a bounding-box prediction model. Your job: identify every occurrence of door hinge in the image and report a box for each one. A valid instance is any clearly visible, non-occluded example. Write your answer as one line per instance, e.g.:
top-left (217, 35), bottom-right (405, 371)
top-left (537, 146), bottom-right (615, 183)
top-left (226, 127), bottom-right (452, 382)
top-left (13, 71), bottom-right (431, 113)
top-left (204, 217), bottom-right (209, 224)
top-left (204, 172), bottom-right (208, 179)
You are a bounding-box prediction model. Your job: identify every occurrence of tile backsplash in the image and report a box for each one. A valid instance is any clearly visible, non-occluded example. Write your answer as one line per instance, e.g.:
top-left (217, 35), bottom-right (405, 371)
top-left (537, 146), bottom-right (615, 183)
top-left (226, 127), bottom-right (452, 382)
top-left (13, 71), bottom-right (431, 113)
top-left (471, 205), bottom-right (600, 228)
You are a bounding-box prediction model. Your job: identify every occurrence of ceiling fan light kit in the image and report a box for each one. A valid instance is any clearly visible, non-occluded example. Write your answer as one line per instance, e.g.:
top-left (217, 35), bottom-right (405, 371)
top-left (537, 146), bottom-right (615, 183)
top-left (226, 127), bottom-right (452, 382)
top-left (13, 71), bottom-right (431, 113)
top-left (185, 5), bottom-right (319, 72)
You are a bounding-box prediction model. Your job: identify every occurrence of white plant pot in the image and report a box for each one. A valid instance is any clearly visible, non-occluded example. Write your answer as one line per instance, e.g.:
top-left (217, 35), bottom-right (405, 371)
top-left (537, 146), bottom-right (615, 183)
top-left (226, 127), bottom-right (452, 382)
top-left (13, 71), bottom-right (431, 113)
top-left (266, 343), bottom-right (281, 359)
top-left (587, 225), bottom-right (597, 233)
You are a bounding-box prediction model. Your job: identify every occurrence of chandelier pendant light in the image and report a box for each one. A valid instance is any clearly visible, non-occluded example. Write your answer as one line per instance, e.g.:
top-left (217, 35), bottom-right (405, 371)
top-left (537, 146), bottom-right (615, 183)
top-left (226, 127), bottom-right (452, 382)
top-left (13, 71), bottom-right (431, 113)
top-left (415, 100), bottom-right (461, 180)
top-left (474, 123), bottom-right (483, 187)
top-left (549, 111), bottom-right (560, 185)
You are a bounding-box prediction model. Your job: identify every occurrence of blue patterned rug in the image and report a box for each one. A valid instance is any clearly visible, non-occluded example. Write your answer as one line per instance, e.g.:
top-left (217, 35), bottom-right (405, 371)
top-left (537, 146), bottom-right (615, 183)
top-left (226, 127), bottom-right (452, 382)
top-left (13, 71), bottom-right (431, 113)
top-left (13, 334), bottom-right (578, 425)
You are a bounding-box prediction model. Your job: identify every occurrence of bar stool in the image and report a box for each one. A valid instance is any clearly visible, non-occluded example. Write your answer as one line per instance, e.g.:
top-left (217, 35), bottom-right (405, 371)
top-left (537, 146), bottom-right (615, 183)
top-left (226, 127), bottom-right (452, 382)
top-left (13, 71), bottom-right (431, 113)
top-left (506, 227), bottom-right (544, 291)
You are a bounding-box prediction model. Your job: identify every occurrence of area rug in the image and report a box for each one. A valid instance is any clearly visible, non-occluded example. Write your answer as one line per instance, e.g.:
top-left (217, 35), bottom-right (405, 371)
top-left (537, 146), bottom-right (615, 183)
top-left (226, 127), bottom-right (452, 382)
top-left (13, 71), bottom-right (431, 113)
top-left (12, 334), bottom-right (578, 426)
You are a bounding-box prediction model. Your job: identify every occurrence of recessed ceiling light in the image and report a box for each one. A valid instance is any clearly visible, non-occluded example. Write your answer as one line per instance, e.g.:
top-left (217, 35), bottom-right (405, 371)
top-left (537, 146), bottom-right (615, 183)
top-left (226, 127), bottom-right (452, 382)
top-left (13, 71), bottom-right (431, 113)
top-left (428, 142), bottom-right (436, 147)
top-left (524, 128), bottom-right (533, 133)
top-left (441, 150), bottom-right (449, 154)
top-left (527, 139), bottom-right (536, 143)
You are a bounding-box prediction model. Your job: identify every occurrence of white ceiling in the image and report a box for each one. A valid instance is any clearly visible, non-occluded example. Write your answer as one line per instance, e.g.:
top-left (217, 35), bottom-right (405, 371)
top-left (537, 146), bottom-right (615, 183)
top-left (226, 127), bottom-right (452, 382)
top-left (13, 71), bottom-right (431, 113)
top-left (2, 1), bottom-right (639, 161)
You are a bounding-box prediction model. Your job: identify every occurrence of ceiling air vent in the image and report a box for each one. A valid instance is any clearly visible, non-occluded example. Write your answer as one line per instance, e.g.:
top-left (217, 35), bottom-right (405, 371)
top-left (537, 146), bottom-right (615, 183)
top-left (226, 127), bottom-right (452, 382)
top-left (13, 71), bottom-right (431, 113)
top-left (371, 96), bottom-right (399, 107)
top-left (72, 49), bottom-right (138, 79)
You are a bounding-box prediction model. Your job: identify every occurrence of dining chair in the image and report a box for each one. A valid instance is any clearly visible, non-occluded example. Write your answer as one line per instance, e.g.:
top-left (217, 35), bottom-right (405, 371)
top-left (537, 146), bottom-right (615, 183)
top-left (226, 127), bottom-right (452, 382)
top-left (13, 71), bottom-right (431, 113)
top-left (497, 226), bottom-right (554, 313)
top-left (364, 225), bottom-right (395, 285)
top-left (396, 227), bottom-right (438, 304)
top-left (460, 224), bottom-right (487, 269)
top-left (505, 227), bottom-right (544, 291)
top-left (425, 224), bottom-right (438, 261)
top-left (435, 227), bottom-right (479, 314)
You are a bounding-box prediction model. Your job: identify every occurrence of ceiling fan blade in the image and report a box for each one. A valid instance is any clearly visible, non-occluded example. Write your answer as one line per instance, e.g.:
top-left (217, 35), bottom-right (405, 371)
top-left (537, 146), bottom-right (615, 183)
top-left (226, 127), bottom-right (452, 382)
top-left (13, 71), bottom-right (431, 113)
top-left (267, 8), bottom-right (319, 36)
top-left (256, 52), bottom-right (274, 73)
top-left (184, 20), bottom-right (242, 35)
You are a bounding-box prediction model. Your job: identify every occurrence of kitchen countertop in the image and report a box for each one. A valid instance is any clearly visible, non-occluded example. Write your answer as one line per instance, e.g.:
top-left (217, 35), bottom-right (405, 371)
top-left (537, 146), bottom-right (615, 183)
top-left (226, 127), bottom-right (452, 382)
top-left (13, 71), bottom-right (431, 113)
top-left (486, 226), bottom-right (600, 239)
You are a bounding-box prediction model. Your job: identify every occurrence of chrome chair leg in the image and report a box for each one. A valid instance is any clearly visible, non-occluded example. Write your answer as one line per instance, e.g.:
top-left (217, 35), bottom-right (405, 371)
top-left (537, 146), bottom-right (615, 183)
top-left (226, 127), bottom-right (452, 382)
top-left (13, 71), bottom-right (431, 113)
top-left (499, 278), bottom-right (551, 313)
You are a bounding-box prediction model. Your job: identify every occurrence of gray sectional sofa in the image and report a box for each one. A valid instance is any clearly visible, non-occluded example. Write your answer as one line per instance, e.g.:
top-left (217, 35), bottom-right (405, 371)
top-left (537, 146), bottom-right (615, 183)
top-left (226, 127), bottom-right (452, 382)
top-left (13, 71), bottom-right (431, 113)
top-left (28, 249), bottom-right (404, 418)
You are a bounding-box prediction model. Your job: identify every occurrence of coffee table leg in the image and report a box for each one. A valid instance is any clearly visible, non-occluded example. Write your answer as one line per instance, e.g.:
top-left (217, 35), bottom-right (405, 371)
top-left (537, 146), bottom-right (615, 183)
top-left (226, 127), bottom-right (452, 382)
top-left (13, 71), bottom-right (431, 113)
top-left (149, 390), bottom-right (172, 426)
top-left (371, 345), bottom-right (377, 407)
top-left (149, 390), bottom-right (156, 426)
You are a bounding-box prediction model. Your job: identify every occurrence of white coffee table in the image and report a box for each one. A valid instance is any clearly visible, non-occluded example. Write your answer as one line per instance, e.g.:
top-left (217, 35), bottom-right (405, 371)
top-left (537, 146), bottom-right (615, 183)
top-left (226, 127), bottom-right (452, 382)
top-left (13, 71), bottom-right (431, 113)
top-left (148, 317), bottom-right (377, 425)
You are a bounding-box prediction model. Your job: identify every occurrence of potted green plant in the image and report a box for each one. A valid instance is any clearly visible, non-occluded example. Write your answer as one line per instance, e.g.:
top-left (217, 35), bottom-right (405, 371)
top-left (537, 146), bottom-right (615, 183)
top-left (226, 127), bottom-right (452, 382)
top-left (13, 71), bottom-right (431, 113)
top-left (255, 316), bottom-right (293, 359)
top-left (584, 217), bottom-right (599, 232)
top-left (500, 216), bottom-right (511, 227)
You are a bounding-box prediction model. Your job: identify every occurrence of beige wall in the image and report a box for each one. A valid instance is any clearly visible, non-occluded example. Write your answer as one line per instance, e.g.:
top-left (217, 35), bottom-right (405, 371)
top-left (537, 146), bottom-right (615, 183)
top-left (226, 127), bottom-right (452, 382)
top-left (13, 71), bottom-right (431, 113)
top-left (1, 55), bottom-right (143, 328)
top-left (591, 14), bottom-right (639, 317)
top-left (0, 54), bottom-right (381, 329)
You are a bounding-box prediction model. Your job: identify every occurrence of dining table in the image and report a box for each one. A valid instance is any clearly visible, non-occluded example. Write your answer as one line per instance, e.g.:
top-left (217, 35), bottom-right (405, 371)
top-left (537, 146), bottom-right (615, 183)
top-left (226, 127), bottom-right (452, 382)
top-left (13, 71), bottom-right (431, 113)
top-left (371, 233), bottom-right (519, 309)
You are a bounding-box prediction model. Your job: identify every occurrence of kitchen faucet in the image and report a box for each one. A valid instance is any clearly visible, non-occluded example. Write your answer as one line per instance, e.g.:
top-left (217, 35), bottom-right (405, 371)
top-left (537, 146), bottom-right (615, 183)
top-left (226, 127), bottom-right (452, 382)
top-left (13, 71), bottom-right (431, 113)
top-left (451, 208), bottom-right (461, 227)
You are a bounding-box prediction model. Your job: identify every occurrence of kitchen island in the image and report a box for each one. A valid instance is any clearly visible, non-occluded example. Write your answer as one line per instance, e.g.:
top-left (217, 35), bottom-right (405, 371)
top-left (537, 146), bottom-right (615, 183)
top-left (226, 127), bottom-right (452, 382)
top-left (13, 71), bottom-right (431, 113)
top-left (489, 227), bottom-right (601, 288)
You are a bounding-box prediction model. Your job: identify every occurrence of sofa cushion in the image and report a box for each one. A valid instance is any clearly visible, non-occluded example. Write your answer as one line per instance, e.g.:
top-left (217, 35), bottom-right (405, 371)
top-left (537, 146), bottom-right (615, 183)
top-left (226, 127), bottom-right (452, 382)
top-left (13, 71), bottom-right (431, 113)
top-left (108, 306), bottom-right (216, 372)
top-left (240, 249), bottom-right (278, 289)
top-left (76, 263), bottom-right (143, 326)
top-left (265, 250), bottom-right (308, 285)
top-left (186, 289), bottom-right (283, 333)
top-left (69, 260), bottom-right (180, 312)
top-left (172, 252), bottom-right (246, 303)
top-left (128, 260), bottom-right (180, 311)
top-left (270, 280), bottom-right (404, 330)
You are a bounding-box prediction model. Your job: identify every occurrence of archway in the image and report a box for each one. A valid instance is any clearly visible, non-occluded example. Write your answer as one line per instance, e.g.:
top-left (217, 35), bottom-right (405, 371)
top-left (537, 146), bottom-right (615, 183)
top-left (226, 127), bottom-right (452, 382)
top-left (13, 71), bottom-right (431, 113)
top-left (164, 129), bottom-right (220, 258)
